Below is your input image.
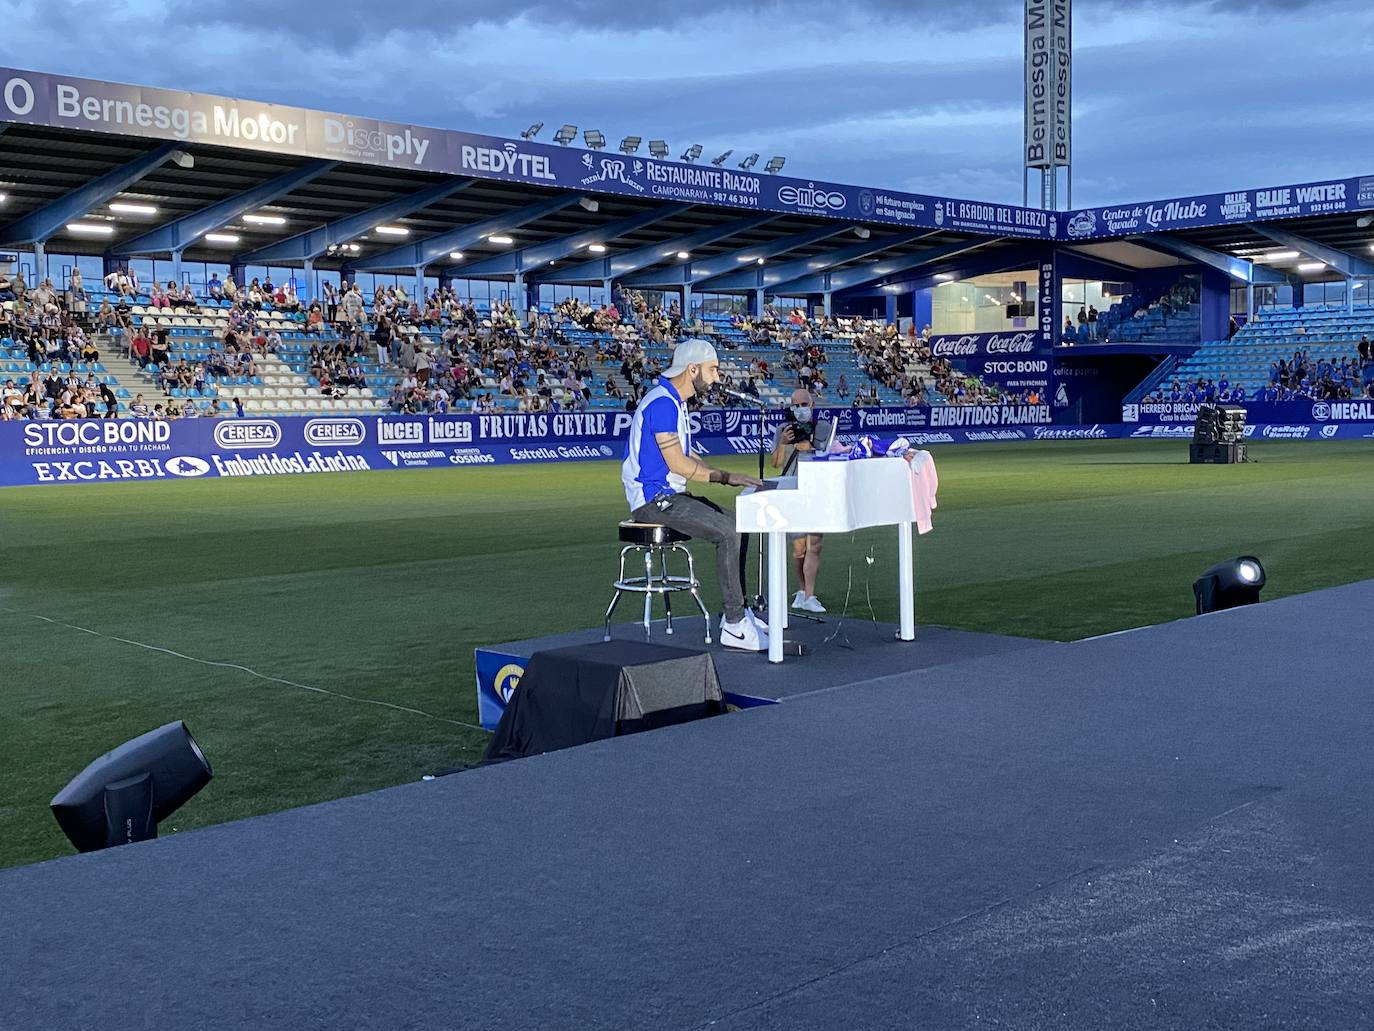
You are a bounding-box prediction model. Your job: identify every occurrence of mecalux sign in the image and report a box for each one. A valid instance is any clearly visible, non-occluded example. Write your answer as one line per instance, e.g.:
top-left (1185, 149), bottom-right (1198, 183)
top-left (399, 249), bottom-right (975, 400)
top-left (1024, 0), bottom-right (1071, 170)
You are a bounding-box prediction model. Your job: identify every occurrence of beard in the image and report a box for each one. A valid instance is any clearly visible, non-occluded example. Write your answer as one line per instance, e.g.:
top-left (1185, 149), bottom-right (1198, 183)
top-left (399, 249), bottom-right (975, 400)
top-left (691, 371), bottom-right (711, 395)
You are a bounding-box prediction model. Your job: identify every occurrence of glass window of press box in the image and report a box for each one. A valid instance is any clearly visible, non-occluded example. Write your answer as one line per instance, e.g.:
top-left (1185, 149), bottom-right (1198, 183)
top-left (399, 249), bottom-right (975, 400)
top-left (1060, 278), bottom-right (1133, 320)
top-left (930, 270), bottom-right (1039, 334)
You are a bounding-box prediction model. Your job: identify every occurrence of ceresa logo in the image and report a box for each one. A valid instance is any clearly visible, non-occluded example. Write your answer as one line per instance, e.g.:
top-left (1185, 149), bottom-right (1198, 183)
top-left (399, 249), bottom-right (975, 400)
top-left (215, 421), bottom-right (281, 449)
top-left (778, 183), bottom-right (845, 211)
top-left (304, 419), bottom-right (365, 447)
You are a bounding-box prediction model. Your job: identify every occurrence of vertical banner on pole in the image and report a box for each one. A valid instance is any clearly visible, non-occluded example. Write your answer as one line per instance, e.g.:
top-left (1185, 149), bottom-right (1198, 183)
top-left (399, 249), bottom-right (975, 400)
top-left (1025, 0), bottom-right (1071, 208)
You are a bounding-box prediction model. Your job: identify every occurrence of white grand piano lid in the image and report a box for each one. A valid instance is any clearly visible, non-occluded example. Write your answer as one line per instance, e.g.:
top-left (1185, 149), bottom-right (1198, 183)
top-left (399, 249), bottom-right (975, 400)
top-left (735, 455), bottom-right (918, 534)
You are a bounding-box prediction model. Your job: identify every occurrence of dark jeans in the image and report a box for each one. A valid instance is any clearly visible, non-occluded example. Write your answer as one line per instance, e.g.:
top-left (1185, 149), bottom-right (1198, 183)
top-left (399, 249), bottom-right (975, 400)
top-left (632, 492), bottom-right (745, 624)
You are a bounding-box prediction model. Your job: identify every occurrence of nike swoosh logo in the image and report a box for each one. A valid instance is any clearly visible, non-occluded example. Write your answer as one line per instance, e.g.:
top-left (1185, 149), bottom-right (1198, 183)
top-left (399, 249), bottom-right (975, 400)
top-left (722, 629), bottom-right (746, 641)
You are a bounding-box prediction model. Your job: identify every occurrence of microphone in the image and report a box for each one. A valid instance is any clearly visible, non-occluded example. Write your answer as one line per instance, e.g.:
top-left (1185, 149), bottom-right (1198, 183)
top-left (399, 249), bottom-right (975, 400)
top-left (712, 384), bottom-right (762, 406)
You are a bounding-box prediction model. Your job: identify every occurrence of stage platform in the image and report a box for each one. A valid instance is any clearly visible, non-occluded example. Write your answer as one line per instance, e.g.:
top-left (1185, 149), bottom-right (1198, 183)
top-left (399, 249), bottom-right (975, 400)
top-left (4, 582), bottom-right (1374, 1030)
top-left (490, 614), bottom-right (1048, 701)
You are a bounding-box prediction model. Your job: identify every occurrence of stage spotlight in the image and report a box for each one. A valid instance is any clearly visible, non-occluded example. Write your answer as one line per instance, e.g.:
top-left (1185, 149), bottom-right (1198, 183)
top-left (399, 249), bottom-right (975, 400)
top-left (681, 144), bottom-right (702, 163)
top-left (738, 153), bottom-right (759, 171)
top-left (51, 721), bottom-right (213, 853)
top-left (583, 129), bottom-right (606, 150)
top-left (710, 150), bottom-right (733, 167)
top-left (553, 124), bottom-right (578, 146)
top-left (520, 122), bottom-right (544, 141)
top-left (1193, 556), bottom-right (1266, 615)
top-left (619, 136), bottom-right (642, 155)
top-left (764, 156), bottom-right (787, 174)
top-left (648, 140), bottom-right (670, 159)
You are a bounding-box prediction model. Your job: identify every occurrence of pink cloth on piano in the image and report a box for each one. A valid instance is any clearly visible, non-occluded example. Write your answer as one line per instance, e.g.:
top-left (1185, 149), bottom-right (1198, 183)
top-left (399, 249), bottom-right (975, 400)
top-left (906, 450), bottom-right (939, 534)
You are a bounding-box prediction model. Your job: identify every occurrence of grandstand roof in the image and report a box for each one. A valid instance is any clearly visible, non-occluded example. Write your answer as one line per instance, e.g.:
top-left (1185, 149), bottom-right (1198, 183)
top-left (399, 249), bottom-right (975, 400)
top-left (1, 64), bottom-right (1371, 292)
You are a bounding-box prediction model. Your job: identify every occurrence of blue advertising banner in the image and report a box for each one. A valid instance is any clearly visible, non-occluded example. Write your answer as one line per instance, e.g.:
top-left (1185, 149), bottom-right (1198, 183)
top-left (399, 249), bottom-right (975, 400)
top-left (1062, 174), bottom-right (1374, 240)
top-left (5, 406), bottom-right (1366, 489)
top-left (0, 66), bottom-right (1052, 240)
top-left (1122, 398), bottom-right (1374, 426)
top-left (474, 649), bottom-right (527, 731)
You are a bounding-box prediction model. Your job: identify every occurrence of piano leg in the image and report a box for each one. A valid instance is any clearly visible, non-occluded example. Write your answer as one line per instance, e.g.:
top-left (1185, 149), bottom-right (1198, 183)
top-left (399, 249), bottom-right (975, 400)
top-left (897, 520), bottom-right (916, 642)
top-left (768, 529), bottom-right (786, 663)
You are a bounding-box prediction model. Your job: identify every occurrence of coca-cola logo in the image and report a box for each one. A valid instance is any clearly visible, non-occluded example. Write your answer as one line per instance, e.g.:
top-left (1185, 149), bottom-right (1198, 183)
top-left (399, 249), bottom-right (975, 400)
top-left (930, 332), bottom-right (1036, 357)
top-left (931, 337), bottom-right (978, 356)
top-left (986, 333), bottom-right (1036, 354)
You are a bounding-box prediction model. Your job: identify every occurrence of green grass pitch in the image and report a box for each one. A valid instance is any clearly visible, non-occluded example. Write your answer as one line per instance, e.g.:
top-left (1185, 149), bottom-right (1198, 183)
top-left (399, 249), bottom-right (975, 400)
top-left (2, 439), bottom-right (1373, 870)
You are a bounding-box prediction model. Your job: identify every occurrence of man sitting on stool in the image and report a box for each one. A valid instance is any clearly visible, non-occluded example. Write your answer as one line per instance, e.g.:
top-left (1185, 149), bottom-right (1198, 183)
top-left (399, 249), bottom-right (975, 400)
top-left (622, 339), bottom-right (769, 652)
top-left (770, 388), bottom-right (826, 613)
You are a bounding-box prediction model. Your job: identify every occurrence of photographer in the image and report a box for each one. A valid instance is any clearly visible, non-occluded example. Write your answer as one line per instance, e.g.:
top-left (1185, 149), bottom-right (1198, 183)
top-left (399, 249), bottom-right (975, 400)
top-left (770, 388), bottom-right (826, 614)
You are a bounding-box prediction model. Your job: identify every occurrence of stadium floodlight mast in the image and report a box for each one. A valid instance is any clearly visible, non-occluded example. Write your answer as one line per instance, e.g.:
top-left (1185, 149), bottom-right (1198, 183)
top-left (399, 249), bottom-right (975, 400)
top-left (619, 136), bottom-right (642, 155)
top-left (553, 124), bottom-right (578, 146)
top-left (710, 150), bottom-right (733, 167)
top-left (738, 153), bottom-right (759, 171)
top-left (681, 144), bottom-right (703, 163)
top-left (520, 122), bottom-right (544, 140)
top-left (648, 140), bottom-right (670, 159)
top-left (764, 156), bottom-right (787, 174)
top-left (583, 130), bottom-right (606, 150)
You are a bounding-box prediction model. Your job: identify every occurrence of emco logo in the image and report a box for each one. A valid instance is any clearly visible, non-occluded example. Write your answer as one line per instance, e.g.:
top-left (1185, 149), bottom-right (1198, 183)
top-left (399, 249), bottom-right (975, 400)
top-left (215, 421), bottom-right (281, 449)
top-left (305, 419), bottom-right (365, 447)
top-left (778, 184), bottom-right (846, 210)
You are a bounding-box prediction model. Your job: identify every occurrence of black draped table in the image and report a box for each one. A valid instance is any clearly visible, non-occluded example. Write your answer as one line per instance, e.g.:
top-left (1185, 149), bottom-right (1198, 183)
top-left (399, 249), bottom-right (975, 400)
top-left (483, 641), bottom-right (725, 763)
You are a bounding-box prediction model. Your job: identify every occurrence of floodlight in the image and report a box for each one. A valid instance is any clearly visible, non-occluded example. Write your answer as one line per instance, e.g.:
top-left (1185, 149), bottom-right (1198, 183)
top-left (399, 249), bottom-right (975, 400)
top-left (648, 140), bottom-right (670, 159)
top-left (488, 235), bottom-right (514, 245)
top-left (1356, 214), bottom-right (1373, 228)
top-left (764, 156), bottom-right (786, 174)
top-left (374, 225), bottom-right (409, 236)
top-left (680, 144), bottom-right (702, 163)
top-left (588, 243), bottom-right (607, 253)
top-left (109, 202), bottom-right (158, 216)
top-left (243, 213), bottom-right (287, 225)
top-left (449, 251), bottom-right (464, 261)
top-left (710, 150), bottom-right (733, 167)
top-left (67, 223), bottom-right (115, 235)
top-left (1193, 556), bottom-right (1266, 614)
top-left (553, 124), bottom-right (578, 146)
top-left (854, 227), bottom-right (871, 239)
top-left (583, 130), bottom-right (606, 150)
top-left (738, 153), bottom-right (759, 171)
top-left (1297, 262), bottom-right (1326, 272)
top-left (204, 233), bottom-right (240, 244)
top-left (619, 136), bottom-right (642, 155)
top-left (521, 122), bottom-right (544, 140)
top-left (169, 150), bottom-right (194, 169)
top-left (578, 197), bottom-right (600, 212)
top-left (51, 721), bottom-right (213, 853)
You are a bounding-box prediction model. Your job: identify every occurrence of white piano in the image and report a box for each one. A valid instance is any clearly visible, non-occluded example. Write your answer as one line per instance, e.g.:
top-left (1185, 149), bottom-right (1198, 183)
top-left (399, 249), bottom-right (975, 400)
top-left (736, 455), bottom-right (930, 663)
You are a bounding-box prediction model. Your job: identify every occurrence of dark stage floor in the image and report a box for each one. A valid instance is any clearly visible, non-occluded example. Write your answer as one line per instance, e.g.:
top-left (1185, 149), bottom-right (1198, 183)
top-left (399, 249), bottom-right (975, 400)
top-left (4, 582), bottom-right (1373, 1030)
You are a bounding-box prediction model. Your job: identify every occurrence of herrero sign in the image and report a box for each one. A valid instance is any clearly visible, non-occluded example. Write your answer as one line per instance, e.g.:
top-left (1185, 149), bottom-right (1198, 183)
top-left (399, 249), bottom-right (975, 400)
top-left (1024, 0), bottom-right (1071, 171)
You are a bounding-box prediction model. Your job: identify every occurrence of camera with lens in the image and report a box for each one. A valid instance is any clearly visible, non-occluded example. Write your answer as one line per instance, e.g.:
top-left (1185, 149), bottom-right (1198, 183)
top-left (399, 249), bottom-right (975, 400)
top-left (784, 409), bottom-right (814, 443)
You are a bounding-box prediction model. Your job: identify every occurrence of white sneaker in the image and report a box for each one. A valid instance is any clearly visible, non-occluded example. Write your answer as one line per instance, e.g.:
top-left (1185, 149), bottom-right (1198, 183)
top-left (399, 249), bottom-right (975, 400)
top-left (720, 614), bottom-right (769, 652)
top-left (792, 590), bottom-right (807, 609)
top-left (800, 595), bottom-right (827, 614)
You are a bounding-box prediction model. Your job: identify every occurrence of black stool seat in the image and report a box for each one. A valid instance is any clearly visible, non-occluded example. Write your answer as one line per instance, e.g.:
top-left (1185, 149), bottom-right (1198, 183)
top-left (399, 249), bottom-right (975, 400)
top-left (618, 520), bottom-right (691, 546)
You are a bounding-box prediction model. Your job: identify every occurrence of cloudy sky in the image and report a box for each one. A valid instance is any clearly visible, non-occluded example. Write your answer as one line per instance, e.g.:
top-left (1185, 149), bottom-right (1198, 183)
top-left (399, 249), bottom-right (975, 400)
top-left (4, 0), bottom-right (1371, 207)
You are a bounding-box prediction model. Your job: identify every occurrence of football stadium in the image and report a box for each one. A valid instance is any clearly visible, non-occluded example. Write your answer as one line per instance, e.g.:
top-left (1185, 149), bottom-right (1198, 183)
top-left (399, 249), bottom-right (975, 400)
top-left (3, 3), bottom-right (1374, 1026)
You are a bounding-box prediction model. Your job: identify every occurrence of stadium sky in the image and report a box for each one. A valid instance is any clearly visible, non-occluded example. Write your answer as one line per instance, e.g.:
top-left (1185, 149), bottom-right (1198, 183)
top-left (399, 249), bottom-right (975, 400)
top-left (3, 0), bottom-right (1369, 207)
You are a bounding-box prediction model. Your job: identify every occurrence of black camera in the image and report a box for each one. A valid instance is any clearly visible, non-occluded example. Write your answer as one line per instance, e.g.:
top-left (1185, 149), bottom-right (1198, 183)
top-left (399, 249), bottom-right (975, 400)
top-left (784, 411), bottom-right (814, 442)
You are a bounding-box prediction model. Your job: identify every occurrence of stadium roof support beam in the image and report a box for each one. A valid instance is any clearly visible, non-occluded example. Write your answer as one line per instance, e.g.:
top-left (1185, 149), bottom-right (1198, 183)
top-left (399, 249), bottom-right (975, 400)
top-left (114, 159), bottom-right (339, 256)
top-left (695, 229), bottom-right (940, 292)
top-left (772, 239), bottom-right (993, 295)
top-left (0, 142), bottom-right (186, 246)
top-left (237, 177), bottom-right (479, 264)
top-left (1130, 234), bottom-right (1288, 284)
top-left (530, 213), bottom-right (782, 284)
top-left (619, 223), bottom-right (861, 289)
top-left (1246, 224), bottom-right (1374, 277)
top-left (354, 194), bottom-right (588, 272)
top-left (444, 204), bottom-right (692, 278)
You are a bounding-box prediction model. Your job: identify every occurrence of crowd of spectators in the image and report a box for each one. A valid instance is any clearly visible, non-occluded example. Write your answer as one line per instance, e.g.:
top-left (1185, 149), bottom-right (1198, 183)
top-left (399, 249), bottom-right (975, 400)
top-left (1147, 342), bottom-right (1374, 404)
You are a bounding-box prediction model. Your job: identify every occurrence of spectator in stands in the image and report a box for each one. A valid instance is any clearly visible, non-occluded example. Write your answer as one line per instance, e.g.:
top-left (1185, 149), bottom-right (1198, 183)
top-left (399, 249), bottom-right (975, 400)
top-left (129, 393), bottom-right (150, 417)
top-left (67, 269), bottom-right (87, 313)
top-left (130, 328), bottom-right (152, 368)
top-left (1359, 336), bottom-right (1371, 364)
top-left (208, 273), bottom-right (224, 300)
top-left (223, 276), bottom-right (238, 301)
top-left (150, 327), bottom-right (171, 367)
top-left (1087, 305), bottom-right (1099, 339)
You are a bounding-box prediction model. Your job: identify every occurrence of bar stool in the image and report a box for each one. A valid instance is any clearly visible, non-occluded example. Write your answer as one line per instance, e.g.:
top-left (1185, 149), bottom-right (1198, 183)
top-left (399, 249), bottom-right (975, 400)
top-left (604, 521), bottom-right (712, 644)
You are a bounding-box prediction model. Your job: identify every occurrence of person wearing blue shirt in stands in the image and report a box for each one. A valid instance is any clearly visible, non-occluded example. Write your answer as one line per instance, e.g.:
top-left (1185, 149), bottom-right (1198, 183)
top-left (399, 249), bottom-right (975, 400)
top-left (621, 338), bottom-right (767, 651)
top-left (1232, 385), bottom-right (1247, 403)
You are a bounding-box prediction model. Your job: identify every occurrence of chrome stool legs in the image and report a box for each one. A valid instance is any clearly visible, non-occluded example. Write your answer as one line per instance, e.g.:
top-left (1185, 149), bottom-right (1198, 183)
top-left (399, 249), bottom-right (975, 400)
top-left (604, 542), bottom-right (712, 644)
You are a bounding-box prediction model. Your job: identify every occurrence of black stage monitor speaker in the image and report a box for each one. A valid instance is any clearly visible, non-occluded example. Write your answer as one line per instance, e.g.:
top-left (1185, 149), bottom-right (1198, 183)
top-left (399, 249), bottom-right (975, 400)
top-left (51, 721), bottom-right (213, 853)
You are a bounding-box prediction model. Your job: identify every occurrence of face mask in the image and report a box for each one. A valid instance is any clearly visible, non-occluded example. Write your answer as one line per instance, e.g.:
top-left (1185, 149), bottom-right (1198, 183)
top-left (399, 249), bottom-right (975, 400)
top-left (793, 406), bottom-right (813, 423)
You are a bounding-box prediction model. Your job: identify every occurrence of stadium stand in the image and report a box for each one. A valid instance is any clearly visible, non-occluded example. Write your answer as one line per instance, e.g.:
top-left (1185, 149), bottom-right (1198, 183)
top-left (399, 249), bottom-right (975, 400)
top-left (1136, 305), bottom-right (1374, 403)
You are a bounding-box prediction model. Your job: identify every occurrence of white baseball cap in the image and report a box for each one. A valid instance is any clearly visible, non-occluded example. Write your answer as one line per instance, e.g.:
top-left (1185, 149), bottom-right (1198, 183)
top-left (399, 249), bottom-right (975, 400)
top-left (663, 338), bottom-right (719, 377)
